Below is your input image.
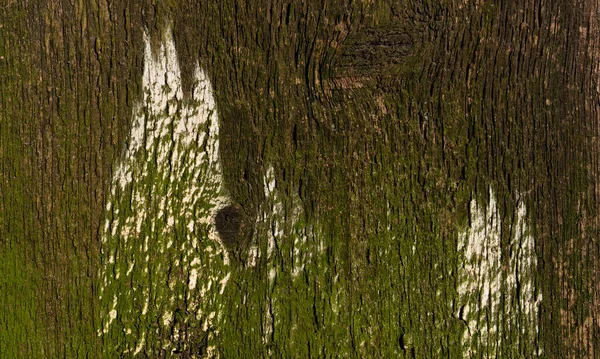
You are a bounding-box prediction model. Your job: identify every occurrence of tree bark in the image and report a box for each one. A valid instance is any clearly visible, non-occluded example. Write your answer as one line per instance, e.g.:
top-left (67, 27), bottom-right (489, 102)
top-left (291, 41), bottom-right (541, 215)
top-left (1, 0), bottom-right (599, 358)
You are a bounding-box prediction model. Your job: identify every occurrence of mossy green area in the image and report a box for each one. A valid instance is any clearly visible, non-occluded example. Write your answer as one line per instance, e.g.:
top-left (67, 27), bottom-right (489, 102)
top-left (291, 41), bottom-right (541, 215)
top-left (1, 0), bottom-right (600, 358)
top-left (0, 244), bottom-right (45, 357)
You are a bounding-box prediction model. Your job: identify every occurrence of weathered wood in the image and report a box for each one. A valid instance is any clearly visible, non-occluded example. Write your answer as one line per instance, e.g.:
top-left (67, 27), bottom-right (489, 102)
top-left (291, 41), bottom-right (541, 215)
top-left (0, 0), bottom-right (599, 358)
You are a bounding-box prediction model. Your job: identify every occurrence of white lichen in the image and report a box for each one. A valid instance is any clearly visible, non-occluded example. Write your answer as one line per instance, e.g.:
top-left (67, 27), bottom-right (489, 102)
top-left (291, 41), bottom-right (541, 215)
top-left (457, 189), bottom-right (541, 357)
top-left (98, 26), bottom-right (231, 355)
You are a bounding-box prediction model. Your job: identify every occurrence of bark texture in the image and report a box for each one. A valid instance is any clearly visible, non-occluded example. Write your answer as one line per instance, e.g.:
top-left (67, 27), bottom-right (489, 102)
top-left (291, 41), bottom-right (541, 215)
top-left (1, 0), bottom-right (599, 358)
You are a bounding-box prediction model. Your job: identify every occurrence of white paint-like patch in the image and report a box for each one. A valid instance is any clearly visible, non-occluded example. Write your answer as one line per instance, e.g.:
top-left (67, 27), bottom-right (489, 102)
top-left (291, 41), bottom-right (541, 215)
top-left (162, 311), bottom-right (173, 327)
top-left (268, 268), bottom-right (277, 282)
top-left (126, 262), bottom-right (135, 276)
top-left (188, 258), bottom-right (202, 292)
top-left (141, 295), bottom-right (149, 316)
top-left (264, 167), bottom-right (276, 194)
top-left (98, 26), bottom-right (231, 355)
top-left (133, 333), bottom-right (146, 356)
top-left (457, 189), bottom-right (541, 357)
top-left (247, 245), bottom-right (259, 267)
top-left (102, 295), bottom-right (119, 334)
top-left (219, 273), bottom-right (231, 295)
top-left (189, 268), bottom-right (199, 291)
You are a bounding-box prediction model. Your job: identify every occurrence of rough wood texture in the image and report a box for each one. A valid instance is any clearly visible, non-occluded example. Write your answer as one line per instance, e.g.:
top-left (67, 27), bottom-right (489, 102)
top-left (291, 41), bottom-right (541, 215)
top-left (1, 0), bottom-right (599, 358)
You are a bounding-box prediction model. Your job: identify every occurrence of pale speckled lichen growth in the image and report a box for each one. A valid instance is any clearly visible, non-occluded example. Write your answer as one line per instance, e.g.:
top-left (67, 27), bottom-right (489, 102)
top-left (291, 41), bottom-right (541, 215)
top-left (457, 189), bottom-right (542, 358)
top-left (98, 26), bottom-right (230, 356)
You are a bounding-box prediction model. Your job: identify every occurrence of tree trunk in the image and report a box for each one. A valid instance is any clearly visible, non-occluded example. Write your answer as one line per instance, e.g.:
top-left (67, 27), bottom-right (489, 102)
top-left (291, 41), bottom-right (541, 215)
top-left (1, 1), bottom-right (599, 358)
